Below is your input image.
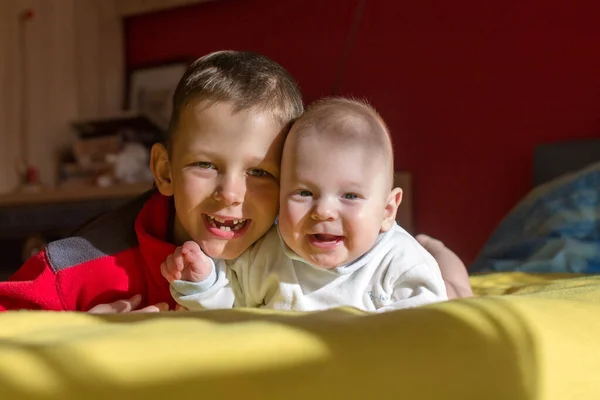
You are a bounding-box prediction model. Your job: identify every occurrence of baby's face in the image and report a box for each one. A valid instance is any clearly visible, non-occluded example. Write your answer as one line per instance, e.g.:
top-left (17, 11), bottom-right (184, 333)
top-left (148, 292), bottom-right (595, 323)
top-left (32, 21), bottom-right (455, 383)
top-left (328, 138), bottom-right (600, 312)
top-left (278, 131), bottom-right (394, 269)
top-left (166, 101), bottom-right (285, 259)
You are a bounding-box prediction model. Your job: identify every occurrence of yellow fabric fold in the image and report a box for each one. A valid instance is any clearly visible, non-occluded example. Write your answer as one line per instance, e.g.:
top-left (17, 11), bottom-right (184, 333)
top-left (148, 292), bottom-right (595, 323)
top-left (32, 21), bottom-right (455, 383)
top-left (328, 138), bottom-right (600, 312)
top-left (1, 273), bottom-right (599, 400)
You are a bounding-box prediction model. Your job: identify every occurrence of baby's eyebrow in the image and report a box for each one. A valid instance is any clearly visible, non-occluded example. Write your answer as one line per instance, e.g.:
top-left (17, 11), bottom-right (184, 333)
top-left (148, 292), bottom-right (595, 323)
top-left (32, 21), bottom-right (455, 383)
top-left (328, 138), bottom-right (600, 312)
top-left (339, 181), bottom-right (368, 190)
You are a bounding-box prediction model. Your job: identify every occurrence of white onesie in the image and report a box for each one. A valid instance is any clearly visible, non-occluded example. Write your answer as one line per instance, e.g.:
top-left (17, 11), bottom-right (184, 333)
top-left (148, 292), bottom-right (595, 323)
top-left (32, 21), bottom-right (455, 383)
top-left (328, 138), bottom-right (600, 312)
top-left (171, 222), bottom-right (448, 312)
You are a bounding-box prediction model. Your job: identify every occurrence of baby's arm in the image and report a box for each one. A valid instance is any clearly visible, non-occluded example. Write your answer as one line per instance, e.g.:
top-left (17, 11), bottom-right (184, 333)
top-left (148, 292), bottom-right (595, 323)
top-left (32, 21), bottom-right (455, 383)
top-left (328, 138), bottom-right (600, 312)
top-left (161, 241), bottom-right (234, 310)
top-left (379, 262), bottom-right (448, 312)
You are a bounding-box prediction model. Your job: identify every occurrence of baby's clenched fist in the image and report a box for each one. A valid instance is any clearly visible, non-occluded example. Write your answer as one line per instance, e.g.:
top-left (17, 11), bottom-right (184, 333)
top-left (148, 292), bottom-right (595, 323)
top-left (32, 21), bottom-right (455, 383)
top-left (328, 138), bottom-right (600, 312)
top-left (160, 241), bottom-right (213, 283)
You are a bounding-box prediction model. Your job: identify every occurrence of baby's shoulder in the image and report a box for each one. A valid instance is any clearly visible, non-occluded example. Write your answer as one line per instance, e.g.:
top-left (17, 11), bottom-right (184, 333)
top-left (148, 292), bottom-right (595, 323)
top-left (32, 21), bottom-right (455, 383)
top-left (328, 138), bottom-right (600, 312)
top-left (378, 224), bottom-right (438, 268)
top-left (234, 226), bottom-right (286, 264)
top-left (252, 225), bottom-right (284, 252)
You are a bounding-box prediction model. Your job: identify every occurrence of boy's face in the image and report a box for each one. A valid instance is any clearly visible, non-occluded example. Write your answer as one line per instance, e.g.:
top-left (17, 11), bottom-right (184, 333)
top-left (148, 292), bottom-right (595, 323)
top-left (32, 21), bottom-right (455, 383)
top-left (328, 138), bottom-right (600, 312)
top-left (154, 101), bottom-right (285, 260)
top-left (278, 130), bottom-right (400, 269)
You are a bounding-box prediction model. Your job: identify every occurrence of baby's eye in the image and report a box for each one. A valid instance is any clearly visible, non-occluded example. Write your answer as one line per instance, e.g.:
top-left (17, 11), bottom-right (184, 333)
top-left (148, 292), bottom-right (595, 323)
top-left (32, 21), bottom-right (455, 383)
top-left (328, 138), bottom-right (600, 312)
top-left (192, 162), bottom-right (214, 169)
top-left (247, 168), bottom-right (269, 177)
top-left (299, 190), bottom-right (312, 197)
top-left (343, 193), bottom-right (359, 200)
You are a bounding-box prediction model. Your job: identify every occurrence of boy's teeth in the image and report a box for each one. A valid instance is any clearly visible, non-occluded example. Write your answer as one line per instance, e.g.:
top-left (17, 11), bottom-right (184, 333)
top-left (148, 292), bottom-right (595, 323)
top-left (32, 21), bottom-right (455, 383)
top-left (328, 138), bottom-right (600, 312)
top-left (208, 215), bottom-right (246, 224)
top-left (207, 215), bottom-right (247, 231)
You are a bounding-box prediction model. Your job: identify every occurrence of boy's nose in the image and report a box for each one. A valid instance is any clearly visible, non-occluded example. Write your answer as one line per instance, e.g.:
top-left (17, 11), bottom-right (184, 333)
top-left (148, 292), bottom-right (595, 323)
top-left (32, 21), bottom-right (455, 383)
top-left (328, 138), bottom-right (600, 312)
top-left (213, 175), bottom-right (245, 206)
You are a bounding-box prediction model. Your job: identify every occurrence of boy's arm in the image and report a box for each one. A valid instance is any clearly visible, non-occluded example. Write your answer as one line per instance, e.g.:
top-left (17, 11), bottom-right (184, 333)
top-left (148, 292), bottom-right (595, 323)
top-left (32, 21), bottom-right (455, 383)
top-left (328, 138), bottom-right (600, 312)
top-left (379, 262), bottom-right (448, 312)
top-left (169, 259), bottom-right (235, 310)
top-left (0, 251), bottom-right (65, 311)
top-left (2, 248), bottom-right (156, 313)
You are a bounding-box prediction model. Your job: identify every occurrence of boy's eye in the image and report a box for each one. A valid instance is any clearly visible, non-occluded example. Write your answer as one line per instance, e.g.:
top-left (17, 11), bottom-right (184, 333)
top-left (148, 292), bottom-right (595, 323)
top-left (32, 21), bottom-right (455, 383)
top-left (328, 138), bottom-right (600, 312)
top-left (298, 190), bottom-right (312, 197)
top-left (247, 168), bottom-right (269, 178)
top-left (192, 162), bottom-right (214, 169)
top-left (343, 193), bottom-right (359, 200)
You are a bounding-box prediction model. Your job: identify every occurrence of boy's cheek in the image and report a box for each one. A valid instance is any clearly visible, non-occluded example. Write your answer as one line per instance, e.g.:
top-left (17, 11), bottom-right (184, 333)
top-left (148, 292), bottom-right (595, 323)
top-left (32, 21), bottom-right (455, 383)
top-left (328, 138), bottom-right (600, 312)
top-left (249, 182), bottom-right (279, 206)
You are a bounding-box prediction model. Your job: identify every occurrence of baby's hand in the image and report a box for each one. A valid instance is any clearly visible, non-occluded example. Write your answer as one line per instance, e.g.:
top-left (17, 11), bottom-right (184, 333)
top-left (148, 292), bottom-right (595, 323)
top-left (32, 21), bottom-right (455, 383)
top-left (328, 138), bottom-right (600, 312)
top-left (160, 241), bottom-right (213, 283)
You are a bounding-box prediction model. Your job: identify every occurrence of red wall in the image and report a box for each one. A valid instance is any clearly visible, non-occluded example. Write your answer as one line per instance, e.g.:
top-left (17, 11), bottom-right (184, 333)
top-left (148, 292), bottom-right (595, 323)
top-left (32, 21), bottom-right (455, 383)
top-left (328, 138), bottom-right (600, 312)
top-left (126, 0), bottom-right (600, 265)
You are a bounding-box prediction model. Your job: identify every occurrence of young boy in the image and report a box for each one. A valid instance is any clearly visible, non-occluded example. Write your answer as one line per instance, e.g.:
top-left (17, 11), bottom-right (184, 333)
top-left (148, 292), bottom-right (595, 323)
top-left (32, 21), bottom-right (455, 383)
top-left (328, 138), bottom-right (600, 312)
top-left (163, 98), bottom-right (449, 312)
top-left (0, 50), bottom-right (304, 311)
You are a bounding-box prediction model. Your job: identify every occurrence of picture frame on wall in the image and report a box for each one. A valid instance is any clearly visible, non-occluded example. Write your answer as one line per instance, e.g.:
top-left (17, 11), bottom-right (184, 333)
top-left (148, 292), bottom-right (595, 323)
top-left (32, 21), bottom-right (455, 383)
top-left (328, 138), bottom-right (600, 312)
top-left (126, 60), bottom-right (190, 131)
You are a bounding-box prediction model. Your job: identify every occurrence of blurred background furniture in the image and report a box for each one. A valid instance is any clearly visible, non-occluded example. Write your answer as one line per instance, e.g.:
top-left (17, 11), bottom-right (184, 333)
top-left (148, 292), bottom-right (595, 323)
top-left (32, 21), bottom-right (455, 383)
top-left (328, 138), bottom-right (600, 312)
top-left (0, 183), bottom-right (151, 278)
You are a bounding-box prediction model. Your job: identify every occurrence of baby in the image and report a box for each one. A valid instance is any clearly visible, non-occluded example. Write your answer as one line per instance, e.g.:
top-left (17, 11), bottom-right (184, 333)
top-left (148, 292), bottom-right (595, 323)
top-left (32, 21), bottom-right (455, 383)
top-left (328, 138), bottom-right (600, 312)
top-left (163, 98), bottom-right (448, 312)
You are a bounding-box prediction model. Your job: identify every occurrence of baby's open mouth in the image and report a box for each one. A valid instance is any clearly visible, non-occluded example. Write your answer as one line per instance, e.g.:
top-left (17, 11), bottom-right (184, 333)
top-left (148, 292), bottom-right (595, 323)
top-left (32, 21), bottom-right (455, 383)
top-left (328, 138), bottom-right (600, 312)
top-left (312, 234), bottom-right (343, 242)
top-left (206, 215), bottom-right (248, 232)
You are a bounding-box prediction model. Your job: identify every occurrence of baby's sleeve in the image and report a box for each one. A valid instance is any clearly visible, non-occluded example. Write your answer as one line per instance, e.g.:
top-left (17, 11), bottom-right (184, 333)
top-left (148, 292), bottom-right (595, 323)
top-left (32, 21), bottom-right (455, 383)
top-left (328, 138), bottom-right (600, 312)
top-left (170, 259), bottom-right (235, 310)
top-left (379, 262), bottom-right (448, 312)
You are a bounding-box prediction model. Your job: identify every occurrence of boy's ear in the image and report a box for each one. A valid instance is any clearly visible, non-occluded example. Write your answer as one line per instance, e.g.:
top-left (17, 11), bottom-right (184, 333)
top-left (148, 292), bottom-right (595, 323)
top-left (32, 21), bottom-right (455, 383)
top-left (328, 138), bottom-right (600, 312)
top-left (150, 143), bottom-right (174, 196)
top-left (381, 187), bottom-right (403, 232)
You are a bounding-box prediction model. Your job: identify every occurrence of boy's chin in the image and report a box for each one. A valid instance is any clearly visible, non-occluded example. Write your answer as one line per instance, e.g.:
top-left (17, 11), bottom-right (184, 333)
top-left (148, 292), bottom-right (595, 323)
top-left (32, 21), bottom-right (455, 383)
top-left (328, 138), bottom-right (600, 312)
top-left (200, 240), bottom-right (246, 260)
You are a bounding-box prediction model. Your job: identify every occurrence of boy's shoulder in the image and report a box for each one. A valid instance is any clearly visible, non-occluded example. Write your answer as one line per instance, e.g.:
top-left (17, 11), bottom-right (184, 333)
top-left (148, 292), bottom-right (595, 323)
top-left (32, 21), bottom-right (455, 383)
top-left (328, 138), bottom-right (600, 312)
top-left (45, 190), bottom-right (155, 273)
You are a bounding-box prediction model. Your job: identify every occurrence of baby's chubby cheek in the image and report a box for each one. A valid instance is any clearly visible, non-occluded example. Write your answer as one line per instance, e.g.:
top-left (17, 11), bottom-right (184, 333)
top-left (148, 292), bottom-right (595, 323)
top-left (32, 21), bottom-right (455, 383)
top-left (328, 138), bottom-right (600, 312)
top-left (276, 211), bottom-right (298, 245)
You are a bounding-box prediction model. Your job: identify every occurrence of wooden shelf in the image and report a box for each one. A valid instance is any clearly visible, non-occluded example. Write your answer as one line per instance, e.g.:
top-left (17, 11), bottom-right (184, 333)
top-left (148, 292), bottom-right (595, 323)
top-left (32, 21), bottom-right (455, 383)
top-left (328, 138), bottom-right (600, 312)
top-left (116, 0), bottom-right (216, 17)
top-left (0, 182), bottom-right (153, 208)
top-left (0, 182), bottom-right (154, 271)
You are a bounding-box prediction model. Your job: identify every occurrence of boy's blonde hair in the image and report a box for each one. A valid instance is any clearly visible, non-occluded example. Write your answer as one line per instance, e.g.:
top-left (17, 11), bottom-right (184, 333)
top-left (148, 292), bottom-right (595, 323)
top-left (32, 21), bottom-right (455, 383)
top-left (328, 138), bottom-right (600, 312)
top-left (166, 51), bottom-right (304, 150)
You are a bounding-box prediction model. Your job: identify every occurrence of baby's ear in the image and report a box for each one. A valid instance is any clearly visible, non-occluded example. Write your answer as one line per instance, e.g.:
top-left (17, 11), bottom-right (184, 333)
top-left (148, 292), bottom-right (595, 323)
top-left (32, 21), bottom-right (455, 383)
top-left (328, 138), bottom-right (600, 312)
top-left (150, 143), bottom-right (174, 196)
top-left (381, 187), bottom-right (402, 232)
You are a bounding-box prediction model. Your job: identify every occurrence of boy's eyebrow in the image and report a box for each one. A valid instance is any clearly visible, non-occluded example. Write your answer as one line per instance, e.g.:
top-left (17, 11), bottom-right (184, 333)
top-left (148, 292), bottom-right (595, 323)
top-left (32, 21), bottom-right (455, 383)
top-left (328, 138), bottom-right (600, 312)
top-left (184, 150), bottom-right (279, 169)
top-left (251, 157), bottom-right (280, 172)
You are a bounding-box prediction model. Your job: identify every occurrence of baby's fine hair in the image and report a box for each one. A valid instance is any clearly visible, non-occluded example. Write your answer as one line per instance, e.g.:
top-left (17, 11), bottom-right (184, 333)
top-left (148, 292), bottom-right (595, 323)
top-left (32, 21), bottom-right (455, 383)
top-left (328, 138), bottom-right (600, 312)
top-left (291, 97), bottom-right (395, 188)
top-left (166, 50), bottom-right (304, 149)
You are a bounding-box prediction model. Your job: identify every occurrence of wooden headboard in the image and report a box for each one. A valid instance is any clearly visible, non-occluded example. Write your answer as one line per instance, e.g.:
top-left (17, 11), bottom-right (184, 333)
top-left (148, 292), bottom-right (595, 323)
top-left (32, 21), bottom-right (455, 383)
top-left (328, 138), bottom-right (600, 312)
top-left (394, 172), bottom-right (414, 233)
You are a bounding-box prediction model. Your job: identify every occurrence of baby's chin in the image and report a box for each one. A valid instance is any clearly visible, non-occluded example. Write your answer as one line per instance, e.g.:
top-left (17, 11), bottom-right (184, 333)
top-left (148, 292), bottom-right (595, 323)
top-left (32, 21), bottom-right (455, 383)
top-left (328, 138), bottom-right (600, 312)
top-left (305, 254), bottom-right (350, 270)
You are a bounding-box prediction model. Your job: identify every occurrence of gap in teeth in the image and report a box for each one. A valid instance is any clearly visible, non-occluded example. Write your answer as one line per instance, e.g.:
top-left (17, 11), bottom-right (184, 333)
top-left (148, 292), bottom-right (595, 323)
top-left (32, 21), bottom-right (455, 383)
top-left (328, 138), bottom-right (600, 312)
top-left (207, 215), bottom-right (246, 231)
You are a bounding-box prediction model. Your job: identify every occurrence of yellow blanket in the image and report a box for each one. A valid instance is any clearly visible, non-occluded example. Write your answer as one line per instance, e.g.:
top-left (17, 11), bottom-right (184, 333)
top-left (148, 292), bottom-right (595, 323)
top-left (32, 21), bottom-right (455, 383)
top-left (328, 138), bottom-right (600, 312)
top-left (1, 272), bottom-right (599, 400)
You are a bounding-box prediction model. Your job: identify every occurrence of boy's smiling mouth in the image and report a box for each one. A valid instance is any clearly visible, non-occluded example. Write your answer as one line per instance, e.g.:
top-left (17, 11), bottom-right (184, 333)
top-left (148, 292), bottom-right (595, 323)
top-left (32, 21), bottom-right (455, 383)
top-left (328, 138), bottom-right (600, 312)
top-left (203, 214), bottom-right (250, 239)
top-left (206, 215), bottom-right (247, 231)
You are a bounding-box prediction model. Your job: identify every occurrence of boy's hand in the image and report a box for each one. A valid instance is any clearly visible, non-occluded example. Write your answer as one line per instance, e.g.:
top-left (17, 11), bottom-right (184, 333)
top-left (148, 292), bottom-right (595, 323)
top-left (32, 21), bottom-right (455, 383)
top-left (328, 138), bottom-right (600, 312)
top-left (88, 294), bottom-right (169, 313)
top-left (160, 241), bottom-right (213, 283)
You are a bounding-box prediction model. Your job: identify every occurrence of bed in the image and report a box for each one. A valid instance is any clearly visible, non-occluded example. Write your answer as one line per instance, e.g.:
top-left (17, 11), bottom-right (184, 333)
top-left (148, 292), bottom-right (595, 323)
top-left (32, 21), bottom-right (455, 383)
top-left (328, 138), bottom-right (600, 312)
top-left (1, 167), bottom-right (599, 400)
top-left (471, 138), bottom-right (600, 273)
top-left (1, 273), bottom-right (599, 400)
